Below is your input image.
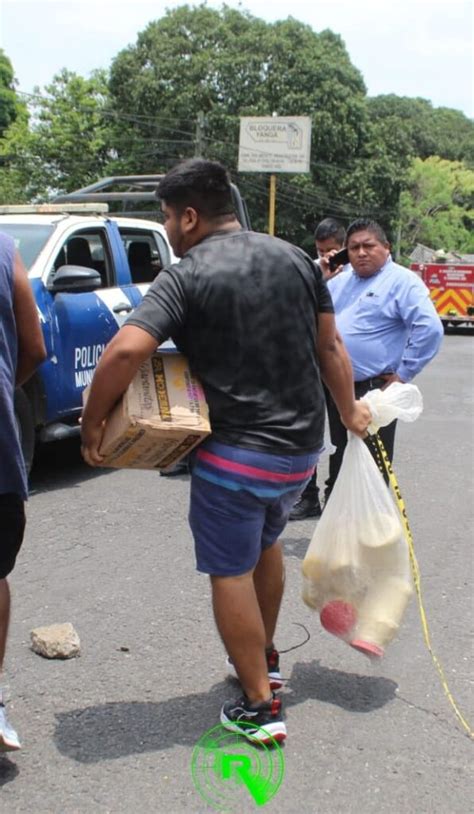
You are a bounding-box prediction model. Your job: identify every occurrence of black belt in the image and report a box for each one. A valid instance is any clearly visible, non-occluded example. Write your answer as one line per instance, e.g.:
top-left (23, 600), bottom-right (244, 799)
top-left (355, 376), bottom-right (387, 390)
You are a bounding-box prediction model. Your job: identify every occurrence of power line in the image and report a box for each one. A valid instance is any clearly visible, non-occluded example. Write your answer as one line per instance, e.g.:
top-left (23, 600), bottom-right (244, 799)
top-left (17, 89), bottom-right (386, 177)
top-left (13, 89), bottom-right (399, 218)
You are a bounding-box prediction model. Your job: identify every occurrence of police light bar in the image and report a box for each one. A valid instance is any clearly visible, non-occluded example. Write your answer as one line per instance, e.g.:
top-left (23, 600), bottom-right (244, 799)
top-left (0, 203), bottom-right (109, 214)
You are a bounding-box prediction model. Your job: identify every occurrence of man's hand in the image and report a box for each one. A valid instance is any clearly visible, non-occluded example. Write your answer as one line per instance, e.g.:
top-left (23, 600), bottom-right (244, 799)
top-left (319, 249), bottom-right (345, 281)
top-left (340, 400), bottom-right (372, 438)
top-left (79, 325), bottom-right (159, 468)
top-left (379, 373), bottom-right (404, 390)
top-left (81, 420), bottom-right (106, 467)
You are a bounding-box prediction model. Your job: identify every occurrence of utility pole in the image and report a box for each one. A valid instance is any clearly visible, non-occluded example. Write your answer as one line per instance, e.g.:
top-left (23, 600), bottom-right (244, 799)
top-left (195, 111), bottom-right (207, 158)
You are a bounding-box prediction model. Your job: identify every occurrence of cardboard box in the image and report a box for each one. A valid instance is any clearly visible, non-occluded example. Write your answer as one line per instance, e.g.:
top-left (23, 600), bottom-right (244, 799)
top-left (83, 352), bottom-right (211, 470)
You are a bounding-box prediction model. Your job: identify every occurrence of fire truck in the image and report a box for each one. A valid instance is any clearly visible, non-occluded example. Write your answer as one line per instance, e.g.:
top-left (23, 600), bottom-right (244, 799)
top-left (410, 261), bottom-right (474, 326)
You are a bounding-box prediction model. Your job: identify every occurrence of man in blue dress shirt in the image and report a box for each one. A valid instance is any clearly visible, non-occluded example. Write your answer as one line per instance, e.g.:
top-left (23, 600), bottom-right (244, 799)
top-left (324, 217), bottom-right (443, 499)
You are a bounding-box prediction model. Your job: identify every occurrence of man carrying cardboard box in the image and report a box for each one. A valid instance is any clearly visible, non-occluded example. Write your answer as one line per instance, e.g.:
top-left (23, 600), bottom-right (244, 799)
top-left (81, 159), bottom-right (371, 745)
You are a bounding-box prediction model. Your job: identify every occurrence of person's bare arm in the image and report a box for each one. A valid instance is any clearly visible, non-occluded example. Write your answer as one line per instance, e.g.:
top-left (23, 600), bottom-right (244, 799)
top-left (316, 312), bottom-right (371, 436)
top-left (13, 251), bottom-right (47, 386)
top-left (81, 324), bottom-right (159, 466)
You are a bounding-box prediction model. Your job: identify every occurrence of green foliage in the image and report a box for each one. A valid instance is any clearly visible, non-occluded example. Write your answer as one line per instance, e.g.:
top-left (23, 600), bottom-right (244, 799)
top-left (0, 8), bottom-right (472, 254)
top-left (107, 5), bottom-right (399, 242)
top-left (368, 95), bottom-right (474, 164)
top-left (0, 49), bottom-right (24, 137)
top-left (24, 69), bottom-right (112, 197)
top-left (0, 51), bottom-right (30, 202)
top-left (1, 69), bottom-right (114, 201)
top-left (400, 157), bottom-right (474, 255)
top-left (0, 111), bottom-right (33, 203)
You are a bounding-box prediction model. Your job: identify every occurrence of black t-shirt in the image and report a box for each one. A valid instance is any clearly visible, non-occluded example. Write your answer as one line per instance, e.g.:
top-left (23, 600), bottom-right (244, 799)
top-left (127, 228), bottom-right (334, 453)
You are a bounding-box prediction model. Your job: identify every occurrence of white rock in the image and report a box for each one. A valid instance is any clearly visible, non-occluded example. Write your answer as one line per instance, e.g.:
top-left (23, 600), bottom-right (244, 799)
top-left (30, 623), bottom-right (81, 659)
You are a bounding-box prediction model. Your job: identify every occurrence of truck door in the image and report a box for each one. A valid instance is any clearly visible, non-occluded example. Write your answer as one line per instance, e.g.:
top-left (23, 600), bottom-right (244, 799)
top-left (44, 224), bottom-right (134, 422)
top-left (118, 224), bottom-right (172, 303)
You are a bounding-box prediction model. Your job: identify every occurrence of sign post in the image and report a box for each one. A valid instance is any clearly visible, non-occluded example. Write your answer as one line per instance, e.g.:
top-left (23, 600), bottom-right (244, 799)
top-left (238, 116), bottom-right (312, 235)
top-left (268, 174), bottom-right (276, 236)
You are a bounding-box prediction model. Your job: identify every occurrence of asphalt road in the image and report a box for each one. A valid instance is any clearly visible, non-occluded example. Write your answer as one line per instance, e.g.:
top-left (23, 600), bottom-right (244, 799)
top-left (1, 333), bottom-right (473, 813)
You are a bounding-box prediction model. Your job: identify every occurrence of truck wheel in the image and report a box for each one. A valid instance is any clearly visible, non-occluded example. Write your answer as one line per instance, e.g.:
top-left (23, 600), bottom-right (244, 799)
top-left (14, 389), bottom-right (36, 474)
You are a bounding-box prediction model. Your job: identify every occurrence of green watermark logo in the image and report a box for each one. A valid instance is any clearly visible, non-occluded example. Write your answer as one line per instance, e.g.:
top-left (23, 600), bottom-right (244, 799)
top-left (191, 723), bottom-right (285, 810)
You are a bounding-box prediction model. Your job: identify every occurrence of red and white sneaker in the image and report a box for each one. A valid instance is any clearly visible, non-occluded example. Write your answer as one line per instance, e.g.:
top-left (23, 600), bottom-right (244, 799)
top-left (225, 646), bottom-right (283, 691)
top-left (220, 692), bottom-right (287, 744)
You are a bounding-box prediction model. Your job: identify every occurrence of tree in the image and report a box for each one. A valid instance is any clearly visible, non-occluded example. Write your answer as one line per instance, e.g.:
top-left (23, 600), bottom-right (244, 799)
top-left (0, 50), bottom-right (32, 202)
top-left (2, 7), bottom-right (470, 254)
top-left (23, 69), bottom-right (113, 196)
top-left (108, 5), bottom-right (403, 247)
top-left (367, 95), bottom-right (474, 164)
top-left (0, 49), bottom-right (24, 137)
top-left (400, 157), bottom-right (474, 256)
top-left (0, 113), bottom-right (34, 203)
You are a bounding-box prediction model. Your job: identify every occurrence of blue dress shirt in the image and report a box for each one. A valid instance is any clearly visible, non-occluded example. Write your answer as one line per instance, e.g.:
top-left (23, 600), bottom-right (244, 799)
top-left (327, 257), bottom-right (443, 382)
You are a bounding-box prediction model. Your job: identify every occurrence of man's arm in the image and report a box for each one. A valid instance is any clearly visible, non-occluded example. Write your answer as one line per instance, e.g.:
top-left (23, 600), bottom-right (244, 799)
top-left (316, 312), bottom-right (371, 436)
top-left (13, 251), bottom-right (47, 386)
top-left (81, 325), bottom-right (159, 466)
top-left (395, 280), bottom-right (443, 382)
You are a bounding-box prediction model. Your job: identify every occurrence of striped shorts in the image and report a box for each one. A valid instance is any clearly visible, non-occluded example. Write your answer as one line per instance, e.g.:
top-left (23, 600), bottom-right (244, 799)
top-left (189, 439), bottom-right (322, 576)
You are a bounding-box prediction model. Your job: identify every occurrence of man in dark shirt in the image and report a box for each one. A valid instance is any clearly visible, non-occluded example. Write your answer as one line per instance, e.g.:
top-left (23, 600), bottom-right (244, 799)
top-left (81, 159), bottom-right (371, 745)
top-left (290, 217), bottom-right (347, 521)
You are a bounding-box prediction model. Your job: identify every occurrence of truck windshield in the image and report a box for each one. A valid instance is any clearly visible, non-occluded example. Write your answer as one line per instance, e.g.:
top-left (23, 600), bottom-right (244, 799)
top-left (0, 224), bottom-right (55, 269)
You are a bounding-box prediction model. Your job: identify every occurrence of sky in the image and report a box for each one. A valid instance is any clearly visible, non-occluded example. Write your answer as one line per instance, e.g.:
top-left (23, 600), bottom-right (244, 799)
top-left (0, 0), bottom-right (473, 117)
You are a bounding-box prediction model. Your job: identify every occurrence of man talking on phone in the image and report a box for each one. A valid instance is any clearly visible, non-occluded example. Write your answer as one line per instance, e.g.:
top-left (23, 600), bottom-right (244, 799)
top-left (289, 217), bottom-right (349, 521)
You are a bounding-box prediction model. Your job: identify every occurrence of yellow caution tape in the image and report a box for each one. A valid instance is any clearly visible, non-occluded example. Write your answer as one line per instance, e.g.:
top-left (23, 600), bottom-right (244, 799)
top-left (368, 433), bottom-right (473, 739)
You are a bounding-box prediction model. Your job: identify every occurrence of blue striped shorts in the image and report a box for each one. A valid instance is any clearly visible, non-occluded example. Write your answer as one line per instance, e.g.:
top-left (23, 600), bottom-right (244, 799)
top-left (189, 439), bottom-right (322, 576)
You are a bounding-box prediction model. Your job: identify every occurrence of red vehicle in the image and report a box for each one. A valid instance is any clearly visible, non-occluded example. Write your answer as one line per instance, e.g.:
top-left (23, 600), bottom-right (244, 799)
top-left (410, 262), bottom-right (474, 325)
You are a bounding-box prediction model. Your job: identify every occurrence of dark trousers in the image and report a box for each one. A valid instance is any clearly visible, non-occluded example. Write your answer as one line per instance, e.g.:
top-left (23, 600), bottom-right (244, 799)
top-left (0, 493), bottom-right (25, 578)
top-left (302, 468), bottom-right (319, 499)
top-left (325, 378), bottom-right (397, 500)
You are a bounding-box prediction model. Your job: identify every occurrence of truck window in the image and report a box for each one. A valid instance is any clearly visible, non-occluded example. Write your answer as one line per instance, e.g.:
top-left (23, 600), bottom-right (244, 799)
top-left (48, 228), bottom-right (114, 288)
top-left (119, 228), bottom-right (170, 284)
top-left (0, 224), bottom-right (54, 269)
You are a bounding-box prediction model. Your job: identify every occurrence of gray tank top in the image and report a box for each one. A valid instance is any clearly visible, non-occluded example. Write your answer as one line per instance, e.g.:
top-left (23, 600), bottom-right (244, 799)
top-left (0, 232), bottom-right (28, 498)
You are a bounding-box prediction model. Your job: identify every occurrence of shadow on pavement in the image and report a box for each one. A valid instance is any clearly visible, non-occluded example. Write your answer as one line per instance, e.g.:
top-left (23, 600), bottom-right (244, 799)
top-left (54, 662), bottom-right (397, 764)
top-left (0, 756), bottom-right (20, 785)
top-left (285, 660), bottom-right (398, 713)
top-left (54, 681), bottom-right (230, 763)
top-left (29, 437), bottom-right (112, 495)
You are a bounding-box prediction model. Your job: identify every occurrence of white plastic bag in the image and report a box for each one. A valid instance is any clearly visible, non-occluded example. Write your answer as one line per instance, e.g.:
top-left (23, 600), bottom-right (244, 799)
top-left (364, 381), bottom-right (423, 433)
top-left (302, 383), bottom-right (422, 658)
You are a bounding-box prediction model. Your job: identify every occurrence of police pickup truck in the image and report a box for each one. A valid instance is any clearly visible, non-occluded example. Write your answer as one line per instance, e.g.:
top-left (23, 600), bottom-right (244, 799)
top-left (0, 175), bottom-right (251, 469)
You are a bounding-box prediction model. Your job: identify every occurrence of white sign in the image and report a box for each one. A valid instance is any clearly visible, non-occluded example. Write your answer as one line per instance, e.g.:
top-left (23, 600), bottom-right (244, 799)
top-left (238, 116), bottom-right (312, 173)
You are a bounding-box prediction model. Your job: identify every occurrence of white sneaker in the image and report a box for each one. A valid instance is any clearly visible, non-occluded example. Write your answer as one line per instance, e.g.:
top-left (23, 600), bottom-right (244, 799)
top-left (0, 704), bottom-right (21, 751)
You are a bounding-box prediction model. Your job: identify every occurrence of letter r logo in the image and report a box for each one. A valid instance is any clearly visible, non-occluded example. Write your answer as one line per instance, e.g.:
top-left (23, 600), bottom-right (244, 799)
top-left (221, 753), bottom-right (253, 781)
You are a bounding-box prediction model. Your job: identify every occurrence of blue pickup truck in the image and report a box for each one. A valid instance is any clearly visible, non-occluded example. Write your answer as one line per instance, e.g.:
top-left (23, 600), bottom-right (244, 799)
top-left (0, 176), bottom-right (251, 470)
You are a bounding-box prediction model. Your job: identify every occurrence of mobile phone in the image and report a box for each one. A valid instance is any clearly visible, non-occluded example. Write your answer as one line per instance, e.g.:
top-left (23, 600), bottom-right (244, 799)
top-left (328, 248), bottom-right (349, 272)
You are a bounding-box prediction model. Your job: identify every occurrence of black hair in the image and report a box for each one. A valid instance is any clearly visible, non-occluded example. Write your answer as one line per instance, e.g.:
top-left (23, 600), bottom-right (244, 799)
top-left (156, 159), bottom-right (235, 220)
top-left (314, 218), bottom-right (346, 246)
top-left (346, 218), bottom-right (388, 244)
